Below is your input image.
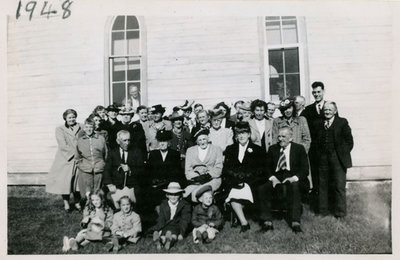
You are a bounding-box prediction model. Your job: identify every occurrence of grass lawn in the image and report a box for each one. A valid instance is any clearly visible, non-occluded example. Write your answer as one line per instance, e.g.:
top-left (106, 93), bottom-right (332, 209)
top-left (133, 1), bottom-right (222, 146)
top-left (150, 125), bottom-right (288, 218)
top-left (7, 181), bottom-right (391, 254)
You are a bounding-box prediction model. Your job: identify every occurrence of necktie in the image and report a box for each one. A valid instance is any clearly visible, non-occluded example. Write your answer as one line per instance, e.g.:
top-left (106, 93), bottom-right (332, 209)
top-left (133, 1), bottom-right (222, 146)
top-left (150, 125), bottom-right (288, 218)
top-left (277, 149), bottom-right (287, 171)
top-left (121, 151), bottom-right (126, 164)
top-left (324, 120), bottom-right (330, 129)
top-left (318, 104), bottom-right (322, 114)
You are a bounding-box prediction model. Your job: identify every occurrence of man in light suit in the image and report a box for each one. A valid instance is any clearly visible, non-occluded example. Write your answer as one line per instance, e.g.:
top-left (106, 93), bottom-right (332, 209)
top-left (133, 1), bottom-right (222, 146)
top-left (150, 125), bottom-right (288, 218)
top-left (249, 99), bottom-right (273, 152)
top-left (301, 81), bottom-right (326, 212)
top-left (257, 127), bottom-right (309, 233)
top-left (314, 101), bottom-right (353, 218)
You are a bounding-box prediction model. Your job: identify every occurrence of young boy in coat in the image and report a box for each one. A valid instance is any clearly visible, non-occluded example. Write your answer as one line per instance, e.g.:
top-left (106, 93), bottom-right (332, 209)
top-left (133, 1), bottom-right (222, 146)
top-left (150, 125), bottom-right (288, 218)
top-left (191, 185), bottom-right (224, 244)
top-left (151, 182), bottom-right (191, 250)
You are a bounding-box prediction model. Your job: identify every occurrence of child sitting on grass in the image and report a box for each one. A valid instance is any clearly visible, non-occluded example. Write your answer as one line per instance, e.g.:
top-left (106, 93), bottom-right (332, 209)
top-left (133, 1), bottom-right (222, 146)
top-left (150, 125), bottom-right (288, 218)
top-left (151, 182), bottom-right (191, 250)
top-left (107, 196), bottom-right (142, 253)
top-left (62, 189), bottom-right (113, 252)
top-left (191, 185), bottom-right (224, 244)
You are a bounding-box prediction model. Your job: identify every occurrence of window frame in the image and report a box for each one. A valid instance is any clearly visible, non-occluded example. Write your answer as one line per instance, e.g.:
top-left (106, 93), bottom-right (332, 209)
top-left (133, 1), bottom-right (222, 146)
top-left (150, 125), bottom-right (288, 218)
top-left (259, 16), bottom-right (310, 103)
top-left (104, 16), bottom-right (147, 107)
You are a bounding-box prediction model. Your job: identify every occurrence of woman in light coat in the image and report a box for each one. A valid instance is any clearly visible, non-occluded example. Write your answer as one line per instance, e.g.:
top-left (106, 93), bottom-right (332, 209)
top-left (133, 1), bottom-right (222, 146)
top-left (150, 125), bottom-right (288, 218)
top-left (46, 109), bottom-right (84, 212)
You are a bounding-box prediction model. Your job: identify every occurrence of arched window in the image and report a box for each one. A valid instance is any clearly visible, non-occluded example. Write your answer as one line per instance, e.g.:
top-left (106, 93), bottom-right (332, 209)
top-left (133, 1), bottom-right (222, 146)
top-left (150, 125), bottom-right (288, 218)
top-left (109, 16), bottom-right (145, 109)
top-left (263, 16), bottom-right (309, 101)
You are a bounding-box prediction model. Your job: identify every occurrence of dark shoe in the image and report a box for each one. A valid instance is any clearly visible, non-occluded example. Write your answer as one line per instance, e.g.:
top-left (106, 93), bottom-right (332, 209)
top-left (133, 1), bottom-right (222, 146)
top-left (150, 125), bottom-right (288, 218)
top-left (259, 222), bottom-right (274, 233)
top-left (292, 223), bottom-right (302, 234)
top-left (240, 224), bottom-right (250, 233)
top-left (231, 216), bottom-right (240, 228)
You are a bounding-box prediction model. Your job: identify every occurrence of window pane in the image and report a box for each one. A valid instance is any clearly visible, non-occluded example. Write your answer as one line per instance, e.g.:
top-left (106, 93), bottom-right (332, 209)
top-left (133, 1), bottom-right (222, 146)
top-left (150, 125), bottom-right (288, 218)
top-left (284, 48), bottom-right (299, 73)
top-left (112, 32), bottom-right (125, 56)
top-left (112, 16), bottom-right (125, 31)
top-left (112, 83), bottom-right (126, 107)
top-left (266, 21), bottom-right (281, 45)
top-left (127, 58), bottom-right (140, 81)
top-left (282, 20), bottom-right (298, 43)
top-left (282, 16), bottom-right (296, 20)
top-left (269, 75), bottom-right (286, 101)
top-left (127, 31), bottom-right (140, 55)
top-left (266, 16), bottom-right (280, 21)
top-left (268, 50), bottom-right (283, 75)
top-left (286, 74), bottom-right (300, 97)
top-left (112, 58), bottom-right (126, 82)
top-left (127, 16), bottom-right (139, 30)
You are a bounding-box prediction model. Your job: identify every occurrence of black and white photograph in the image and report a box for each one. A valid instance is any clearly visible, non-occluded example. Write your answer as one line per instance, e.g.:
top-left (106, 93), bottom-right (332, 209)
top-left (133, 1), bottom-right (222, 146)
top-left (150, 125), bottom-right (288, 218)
top-left (1, 0), bottom-right (398, 256)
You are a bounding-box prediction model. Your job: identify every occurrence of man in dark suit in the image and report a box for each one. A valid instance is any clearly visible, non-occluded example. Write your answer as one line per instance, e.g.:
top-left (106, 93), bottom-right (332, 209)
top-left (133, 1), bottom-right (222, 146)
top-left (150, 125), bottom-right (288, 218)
top-left (301, 81), bottom-right (326, 212)
top-left (103, 130), bottom-right (146, 210)
top-left (147, 130), bottom-right (186, 207)
top-left (257, 127), bottom-right (309, 233)
top-left (314, 101), bottom-right (353, 218)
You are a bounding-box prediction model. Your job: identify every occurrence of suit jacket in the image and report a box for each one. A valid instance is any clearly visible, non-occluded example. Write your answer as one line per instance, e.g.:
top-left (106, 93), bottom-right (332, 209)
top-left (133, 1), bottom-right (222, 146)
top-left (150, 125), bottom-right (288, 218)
top-left (147, 149), bottom-right (186, 187)
top-left (313, 116), bottom-right (354, 169)
top-left (152, 199), bottom-right (192, 236)
top-left (223, 141), bottom-right (267, 188)
top-left (249, 118), bottom-right (273, 152)
top-left (103, 146), bottom-right (145, 189)
top-left (266, 142), bottom-right (309, 182)
top-left (98, 119), bottom-right (120, 149)
top-left (113, 121), bottom-right (147, 154)
top-left (302, 101), bottom-right (325, 139)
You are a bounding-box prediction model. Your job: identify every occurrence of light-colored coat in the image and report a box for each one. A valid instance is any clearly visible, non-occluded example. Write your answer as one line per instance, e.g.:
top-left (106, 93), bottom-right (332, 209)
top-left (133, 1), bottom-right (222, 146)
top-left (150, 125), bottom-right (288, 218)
top-left (272, 116), bottom-right (311, 153)
top-left (46, 124), bottom-right (83, 194)
top-left (249, 118), bottom-right (273, 152)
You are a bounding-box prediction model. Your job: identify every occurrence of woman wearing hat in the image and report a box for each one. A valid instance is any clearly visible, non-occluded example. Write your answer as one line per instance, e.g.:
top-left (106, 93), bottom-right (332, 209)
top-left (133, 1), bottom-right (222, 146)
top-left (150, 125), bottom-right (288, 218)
top-left (46, 109), bottom-right (84, 212)
top-left (208, 108), bottom-right (234, 152)
top-left (237, 101), bottom-right (252, 122)
top-left (98, 105), bottom-right (121, 149)
top-left (190, 109), bottom-right (211, 140)
top-left (143, 104), bottom-right (173, 152)
top-left (272, 98), bottom-right (311, 153)
top-left (147, 130), bottom-right (186, 208)
top-left (184, 129), bottom-right (224, 202)
top-left (223, 121), bottom-right (267, 232)
top-left (169, 111), bottom-right (194, 167)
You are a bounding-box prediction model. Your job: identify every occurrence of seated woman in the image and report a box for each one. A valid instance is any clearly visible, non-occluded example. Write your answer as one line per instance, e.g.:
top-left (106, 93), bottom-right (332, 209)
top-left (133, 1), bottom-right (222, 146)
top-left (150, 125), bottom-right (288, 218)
top-left (147, 130), bottom-right (186, 210)
top-left (223, 121), bottom-right (267, 233)
top-left (184, 129), bottom-right (224, 202)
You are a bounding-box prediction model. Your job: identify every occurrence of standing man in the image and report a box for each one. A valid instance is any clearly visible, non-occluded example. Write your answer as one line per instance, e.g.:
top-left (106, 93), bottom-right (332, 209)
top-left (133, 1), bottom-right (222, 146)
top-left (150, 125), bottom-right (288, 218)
top-left (314, 101), bottom-right (353, 218)
top-left (301, 81), bottom-right (326, 213)
top-left (265, 102), bottom-right (276, 121)
top-left (294, 96), bottom-right (306, 117)
top-left (257, 127), bottom-right (309, 233)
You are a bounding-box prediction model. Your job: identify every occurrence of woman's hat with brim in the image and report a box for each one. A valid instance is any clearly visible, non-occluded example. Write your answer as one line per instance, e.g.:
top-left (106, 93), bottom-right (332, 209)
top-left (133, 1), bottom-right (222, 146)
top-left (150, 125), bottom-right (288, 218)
top-left (119, 106), bottom-right (135, 115)
top-left (163, 182), bottom-right (184, 194)
top-left (156, 130), bottom-right (173, 142)
top-left (238, 101), bottom-right (252, 111)
top-left (193, 128), bottom-right (210, 140)
top-left (180, 100), bottom-right (195, 111)
top-left (209, 108), bottom-right (225, 120)
top-left (169, 111), bottom-right (184, 121)
top-left (105, 104), bottom-right (120, 113)
top-left (195, 185), bottom-right (213, 201)
top-left (150, 104), bottom-right (166, 114)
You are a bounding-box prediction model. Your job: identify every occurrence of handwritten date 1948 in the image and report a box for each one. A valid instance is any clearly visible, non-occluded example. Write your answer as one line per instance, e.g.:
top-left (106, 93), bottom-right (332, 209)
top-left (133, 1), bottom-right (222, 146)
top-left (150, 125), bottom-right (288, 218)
top-left (16, 0), bottom-right (73, 20)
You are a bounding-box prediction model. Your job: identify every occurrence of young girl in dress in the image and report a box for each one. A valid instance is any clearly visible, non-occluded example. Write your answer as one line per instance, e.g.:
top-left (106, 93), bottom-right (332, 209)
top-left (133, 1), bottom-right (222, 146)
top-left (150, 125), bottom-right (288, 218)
top-left (62, 189), bottom-right (113, 252)
top-left (108, 196), bottom-right (142, 253)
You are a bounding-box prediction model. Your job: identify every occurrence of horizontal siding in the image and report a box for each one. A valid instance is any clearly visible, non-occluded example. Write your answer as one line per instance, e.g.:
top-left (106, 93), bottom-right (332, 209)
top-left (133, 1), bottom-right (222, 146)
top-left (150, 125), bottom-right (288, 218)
top-left (306, 16), bottom-right (392, 168)
top-left (146, 16), bottom-right (262, 111)
top-left (7, 16), bottom-right (107, 173)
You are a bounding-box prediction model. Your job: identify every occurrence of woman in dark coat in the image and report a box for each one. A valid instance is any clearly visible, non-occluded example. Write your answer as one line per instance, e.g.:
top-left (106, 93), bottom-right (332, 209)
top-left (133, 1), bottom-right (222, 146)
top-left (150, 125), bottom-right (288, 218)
top-left (223, 121), bottom-right (267, 232)
top-left (46, 109), bottom-right (83, 212)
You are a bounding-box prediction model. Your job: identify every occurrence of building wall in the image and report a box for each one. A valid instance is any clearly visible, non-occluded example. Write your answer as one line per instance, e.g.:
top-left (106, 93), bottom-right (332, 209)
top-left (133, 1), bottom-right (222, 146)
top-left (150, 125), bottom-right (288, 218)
top-left (7, 15), bottom-right (393, 184)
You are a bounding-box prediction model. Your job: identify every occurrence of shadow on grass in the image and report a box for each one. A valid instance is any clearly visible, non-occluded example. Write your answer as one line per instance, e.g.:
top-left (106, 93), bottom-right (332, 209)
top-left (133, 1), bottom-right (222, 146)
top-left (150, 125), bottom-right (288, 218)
top-left (7, 181), bottom-right (391, 254)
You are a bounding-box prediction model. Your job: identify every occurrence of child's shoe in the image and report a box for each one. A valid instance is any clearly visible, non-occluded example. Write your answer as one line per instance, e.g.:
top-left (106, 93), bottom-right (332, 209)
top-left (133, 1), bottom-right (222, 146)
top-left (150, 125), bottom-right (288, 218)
top-left (69, 238), bottom-right (79, 251)
top-left (62, 236), bottom-right (70, 252)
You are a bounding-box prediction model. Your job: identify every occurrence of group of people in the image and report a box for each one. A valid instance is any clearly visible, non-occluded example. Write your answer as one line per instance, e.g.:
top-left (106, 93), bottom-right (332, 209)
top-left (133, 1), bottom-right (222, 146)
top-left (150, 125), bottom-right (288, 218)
top-left (46, 81), bottom-right (354, 252)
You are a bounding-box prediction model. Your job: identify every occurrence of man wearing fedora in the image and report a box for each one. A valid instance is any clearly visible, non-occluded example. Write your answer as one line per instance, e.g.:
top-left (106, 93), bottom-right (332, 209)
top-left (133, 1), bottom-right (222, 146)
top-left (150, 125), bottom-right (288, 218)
top-left (143, 104), bottom-right (173, 152)
top-left (114, 106), bottom-right (147, 154)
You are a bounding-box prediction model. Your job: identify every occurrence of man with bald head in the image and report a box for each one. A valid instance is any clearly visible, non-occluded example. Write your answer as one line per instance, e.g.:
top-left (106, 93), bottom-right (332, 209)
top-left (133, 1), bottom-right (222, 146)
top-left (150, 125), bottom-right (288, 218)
top-left (257, 127), bottom-right (309, 233)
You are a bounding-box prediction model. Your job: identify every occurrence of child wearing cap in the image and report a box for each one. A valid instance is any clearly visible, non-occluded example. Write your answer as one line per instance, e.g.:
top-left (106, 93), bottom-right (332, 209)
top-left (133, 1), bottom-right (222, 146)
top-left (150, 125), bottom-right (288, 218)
top-left (150, 182), bottom-right (191, 250)
top-left (191, 185), bottom-right (224, 244)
